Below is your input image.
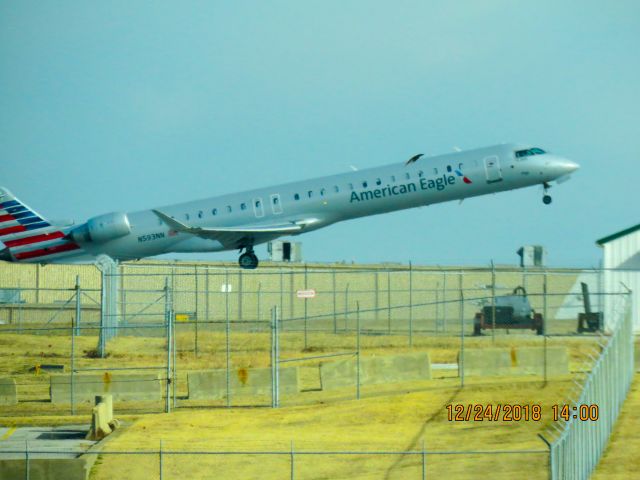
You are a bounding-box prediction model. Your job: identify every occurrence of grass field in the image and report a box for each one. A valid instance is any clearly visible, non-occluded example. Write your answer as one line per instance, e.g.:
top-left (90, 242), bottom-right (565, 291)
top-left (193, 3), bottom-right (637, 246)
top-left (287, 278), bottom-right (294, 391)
top-left (88, 377), bottom-right (573, 480)
top-left (0, 324), bottom-right (634, 479)
top-left (0, 328), bottom-right (613, 479)
top-left (593, 374), bottom-right (640, 479)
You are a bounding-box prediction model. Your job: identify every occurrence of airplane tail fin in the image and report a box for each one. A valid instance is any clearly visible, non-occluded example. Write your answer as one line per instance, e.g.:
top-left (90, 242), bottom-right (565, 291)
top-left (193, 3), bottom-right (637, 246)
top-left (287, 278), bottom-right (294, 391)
top-left (0, 187), bottom-right (81, 262)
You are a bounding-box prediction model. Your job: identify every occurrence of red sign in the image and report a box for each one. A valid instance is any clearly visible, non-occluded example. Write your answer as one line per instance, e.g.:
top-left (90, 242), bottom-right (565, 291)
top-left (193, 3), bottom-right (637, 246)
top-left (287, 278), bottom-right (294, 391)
top-left (296, 289), bottom-right (316, 299)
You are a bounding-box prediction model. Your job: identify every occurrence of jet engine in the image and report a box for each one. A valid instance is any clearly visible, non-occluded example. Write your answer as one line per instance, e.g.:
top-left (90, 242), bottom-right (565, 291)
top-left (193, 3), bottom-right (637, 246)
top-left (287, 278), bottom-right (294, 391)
top-left (69, 212), bottom-right (131, 244)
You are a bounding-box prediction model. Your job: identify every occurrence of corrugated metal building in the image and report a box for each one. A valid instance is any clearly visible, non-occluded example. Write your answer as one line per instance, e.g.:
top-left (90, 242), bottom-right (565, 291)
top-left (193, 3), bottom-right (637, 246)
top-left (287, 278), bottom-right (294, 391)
top-left (597, 224), bottom-right (640, 332)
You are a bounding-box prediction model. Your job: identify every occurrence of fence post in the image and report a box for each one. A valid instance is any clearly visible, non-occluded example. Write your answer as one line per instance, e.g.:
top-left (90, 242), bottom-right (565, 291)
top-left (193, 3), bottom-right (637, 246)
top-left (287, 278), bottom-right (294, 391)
top-left (74, 275), bottom-right (81, 336)
top-left (271, 306), bottom-right (280, 408)
top-left (442, 269), bottom-right (447, 332)
top-left (459, 286), bottom-right (465, 388)
top-left (491, 261), bottom-right (496, 344)
top-left (275, 306), bottom-right (280, 407)
top-left (195, 267), bottom-right (199, 357)
top-left (543, 269), bottom-right (548, 335)
top-left (290, 440), bottom-right (295, 480)
top-left (344, 284), bottom-right (350, 331)
top-left (225, 269), bottom-right (231, 408)
top-left (304, 264), bottom-right (308, 349)
top-left (387, 269), bottom-right (391, 334)
top-left (409, 262), bottom-right (413, 347)
top-left (164, 278), bottom-right (171, 414)
top-left (422, 438), bottom-right (426, 480)
top-left (543, 272), bottom-right (548, 385)
top-left (332, 270), bottom-right (337, 334)
top-left (159, 439), bottom-right (163, 480)
top-left (356, 302), bottom-right (361, 401)
top-left (24, 439), bottom-right (29, 480)
top-left (172, 310), bottom-right (177, 410)
top-left (279, 269), bottom-right (284, 331)
top-left (71, 315), bottom-right (76, 415)
top-left (257, 282), bottom-right (262, 325)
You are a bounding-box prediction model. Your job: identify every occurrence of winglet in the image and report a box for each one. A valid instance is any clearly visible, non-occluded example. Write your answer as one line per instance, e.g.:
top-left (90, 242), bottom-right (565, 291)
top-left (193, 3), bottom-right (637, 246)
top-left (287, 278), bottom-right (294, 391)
top-left (405, 153), bottom-right (424, 166)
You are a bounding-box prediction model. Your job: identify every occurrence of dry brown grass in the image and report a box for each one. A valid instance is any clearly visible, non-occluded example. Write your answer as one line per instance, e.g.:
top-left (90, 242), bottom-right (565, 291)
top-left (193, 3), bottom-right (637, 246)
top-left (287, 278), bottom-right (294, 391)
top-left (592, 373), bottom-right (640, 479)
top-left (88, 376), bottom-right (573, 480)
top-left (1, 331), bottom-right (633, 479)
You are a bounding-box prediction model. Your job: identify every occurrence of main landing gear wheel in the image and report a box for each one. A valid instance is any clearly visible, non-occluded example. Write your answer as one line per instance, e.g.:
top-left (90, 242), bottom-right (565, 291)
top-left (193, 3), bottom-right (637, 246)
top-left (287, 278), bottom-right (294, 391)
top-left (542, 182), bottom-right (552, 205)
top-left (238, 249), bottom-right (259, 270)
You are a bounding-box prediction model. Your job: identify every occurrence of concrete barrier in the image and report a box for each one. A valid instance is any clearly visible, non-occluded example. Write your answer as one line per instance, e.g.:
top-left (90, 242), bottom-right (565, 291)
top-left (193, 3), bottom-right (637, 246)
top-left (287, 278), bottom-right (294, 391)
top-left (320, 353), bottom-right (432, 390)
top-left (50, 373), bottom-right (162, 403)
top-left (0, 377), bottom-right (17, 405)
top-left (460, 347), bottom-right (569, 377)
top-left (188, 366), bottom-right (299, 400)
top-left (0, 458), bottom-right (91, 480)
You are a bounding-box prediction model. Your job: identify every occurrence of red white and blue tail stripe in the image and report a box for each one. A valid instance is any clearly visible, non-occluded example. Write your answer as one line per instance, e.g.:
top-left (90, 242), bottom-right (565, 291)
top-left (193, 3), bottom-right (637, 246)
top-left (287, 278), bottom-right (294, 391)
top-left (0, 187), bottom-right (83, 262)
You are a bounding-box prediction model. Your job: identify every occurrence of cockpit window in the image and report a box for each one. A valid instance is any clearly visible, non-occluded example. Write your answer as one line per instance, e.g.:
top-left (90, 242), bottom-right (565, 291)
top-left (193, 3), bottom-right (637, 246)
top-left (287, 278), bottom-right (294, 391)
top-left (515, 147), bottom-right (546, 158)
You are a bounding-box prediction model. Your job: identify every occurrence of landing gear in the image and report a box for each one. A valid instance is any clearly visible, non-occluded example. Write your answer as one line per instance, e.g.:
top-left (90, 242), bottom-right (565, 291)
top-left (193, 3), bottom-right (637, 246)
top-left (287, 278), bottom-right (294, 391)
top-left (238, 247), bottom-right (259, 270)
top-left (542, 182), bottom-right (552, 205)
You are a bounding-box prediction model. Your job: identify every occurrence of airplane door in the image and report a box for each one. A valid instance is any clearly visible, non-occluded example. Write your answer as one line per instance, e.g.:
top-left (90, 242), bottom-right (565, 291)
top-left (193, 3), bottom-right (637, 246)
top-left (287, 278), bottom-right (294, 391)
top-left (253, 198), bottom-right (264, 218)
top-left (483, 156), bottom-right (503, 183)
top-left (270, 194), bottom-right (283, 214)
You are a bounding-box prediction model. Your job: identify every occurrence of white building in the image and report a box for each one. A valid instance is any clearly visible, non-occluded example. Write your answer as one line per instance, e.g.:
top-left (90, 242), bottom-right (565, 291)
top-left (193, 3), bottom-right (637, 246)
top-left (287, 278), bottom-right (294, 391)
top-left (597, 224), bottom-right (640, 332)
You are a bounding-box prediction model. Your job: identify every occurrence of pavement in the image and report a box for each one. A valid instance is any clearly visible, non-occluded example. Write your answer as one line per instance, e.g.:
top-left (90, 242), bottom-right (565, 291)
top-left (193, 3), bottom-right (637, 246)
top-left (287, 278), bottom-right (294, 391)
top-left (0, 425), bottom-right (96, 460)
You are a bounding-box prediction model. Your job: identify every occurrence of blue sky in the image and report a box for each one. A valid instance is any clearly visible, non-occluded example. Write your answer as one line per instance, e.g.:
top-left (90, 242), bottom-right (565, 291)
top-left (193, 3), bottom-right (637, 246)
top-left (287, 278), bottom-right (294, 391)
top-left (1, 1), bottom-right (638, 267)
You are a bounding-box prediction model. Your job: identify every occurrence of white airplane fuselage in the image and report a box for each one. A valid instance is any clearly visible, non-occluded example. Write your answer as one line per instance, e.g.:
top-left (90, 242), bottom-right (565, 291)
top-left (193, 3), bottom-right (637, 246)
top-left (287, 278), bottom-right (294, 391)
top-left (0, 143), bottom-right (579, 268)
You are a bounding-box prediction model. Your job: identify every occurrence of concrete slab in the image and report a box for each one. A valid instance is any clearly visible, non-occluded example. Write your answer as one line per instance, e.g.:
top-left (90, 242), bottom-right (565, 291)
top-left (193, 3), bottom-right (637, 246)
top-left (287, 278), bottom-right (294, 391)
top-left (50, 373), bottom-right (163, 403)
top-left (188, 366), bottom-right (299, 400)
top-left (320, 353), bottom-right (432, 390)
top-left (0, 425), bottom-right (96, 480)
top-left (460, 347), bottom-right (569, 377)
top-left (0, 377), bottom-right (17, 405)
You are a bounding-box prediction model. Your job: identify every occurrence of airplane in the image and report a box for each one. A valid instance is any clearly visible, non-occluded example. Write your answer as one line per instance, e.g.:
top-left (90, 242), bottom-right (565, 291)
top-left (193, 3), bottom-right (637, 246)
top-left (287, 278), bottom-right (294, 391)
top-left (0, 143), bottom-right (579, 269)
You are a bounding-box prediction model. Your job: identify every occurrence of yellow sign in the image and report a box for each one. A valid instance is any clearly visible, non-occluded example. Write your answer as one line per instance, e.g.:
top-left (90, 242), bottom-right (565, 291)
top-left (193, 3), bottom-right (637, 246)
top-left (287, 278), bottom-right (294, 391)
top-left (175, 314), bottom-right (189, 322)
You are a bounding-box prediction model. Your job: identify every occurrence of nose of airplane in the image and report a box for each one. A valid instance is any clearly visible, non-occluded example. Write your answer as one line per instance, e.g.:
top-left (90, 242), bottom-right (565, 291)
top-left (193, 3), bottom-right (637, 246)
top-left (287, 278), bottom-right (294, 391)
top-left (559, 159), bottom-right (580, 174)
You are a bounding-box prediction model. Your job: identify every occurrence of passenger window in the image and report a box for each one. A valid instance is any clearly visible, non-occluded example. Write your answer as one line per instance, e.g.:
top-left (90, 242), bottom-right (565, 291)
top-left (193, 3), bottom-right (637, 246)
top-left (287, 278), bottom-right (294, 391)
top-left (255, 200), bottom-right (261, 208)
top-left (446, 165), bottom-right (452, 173)
top-left (241, 203), bottom-right (247, 210)
top-left (320, 188), bottom-right (326, 196)
top-left (418, 170), bottom-right (424, 178)
top-left (391, 175), bottom-right (396, 182)
top-left (405, 172), bottom-right (411, 180)
top-left (227, 206), bottom-right (232, 213)
top-left (348, 183), bottom-right (354, 190)
top-left (433, 168), bottom-right (438, 174)
top-left (272, 197), bottom-right (279, 204)
top-left (308, 191), bottom-right (313, 198)
top-left (198, 210), bottom-right (203, 219)
top-left (212, 208), bottom-right (218, 216)
top-left (185, 213), bottom-right (190, 220)
top-left (333, 185), bottom-right (340, 193)
top-left (458, 163), bottom-right (463, 169)
top-left (376, 178), bottom-right (382, 186)
top-left (362, 181), bottom-right (368, 188)
top-left (294, 193), bottom-right (300, 200)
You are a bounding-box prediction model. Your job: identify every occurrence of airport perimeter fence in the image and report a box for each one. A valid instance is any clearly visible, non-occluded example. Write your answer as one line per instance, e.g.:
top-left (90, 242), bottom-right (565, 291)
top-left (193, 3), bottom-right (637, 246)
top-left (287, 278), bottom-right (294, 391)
top-left (545, 292), bottom-right (633, 480)
top-left (5, 444), bottom-right (551, 480)
top-left (0, 264), bottom-right (636, 478)
top-left (0, 266), bottom-right (625, 417)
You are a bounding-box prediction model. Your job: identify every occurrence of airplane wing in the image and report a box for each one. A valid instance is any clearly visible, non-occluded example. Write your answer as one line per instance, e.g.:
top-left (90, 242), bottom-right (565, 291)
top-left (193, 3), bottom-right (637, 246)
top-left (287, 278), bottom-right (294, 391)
top-left (152, 209), bottom-right (317, 249)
